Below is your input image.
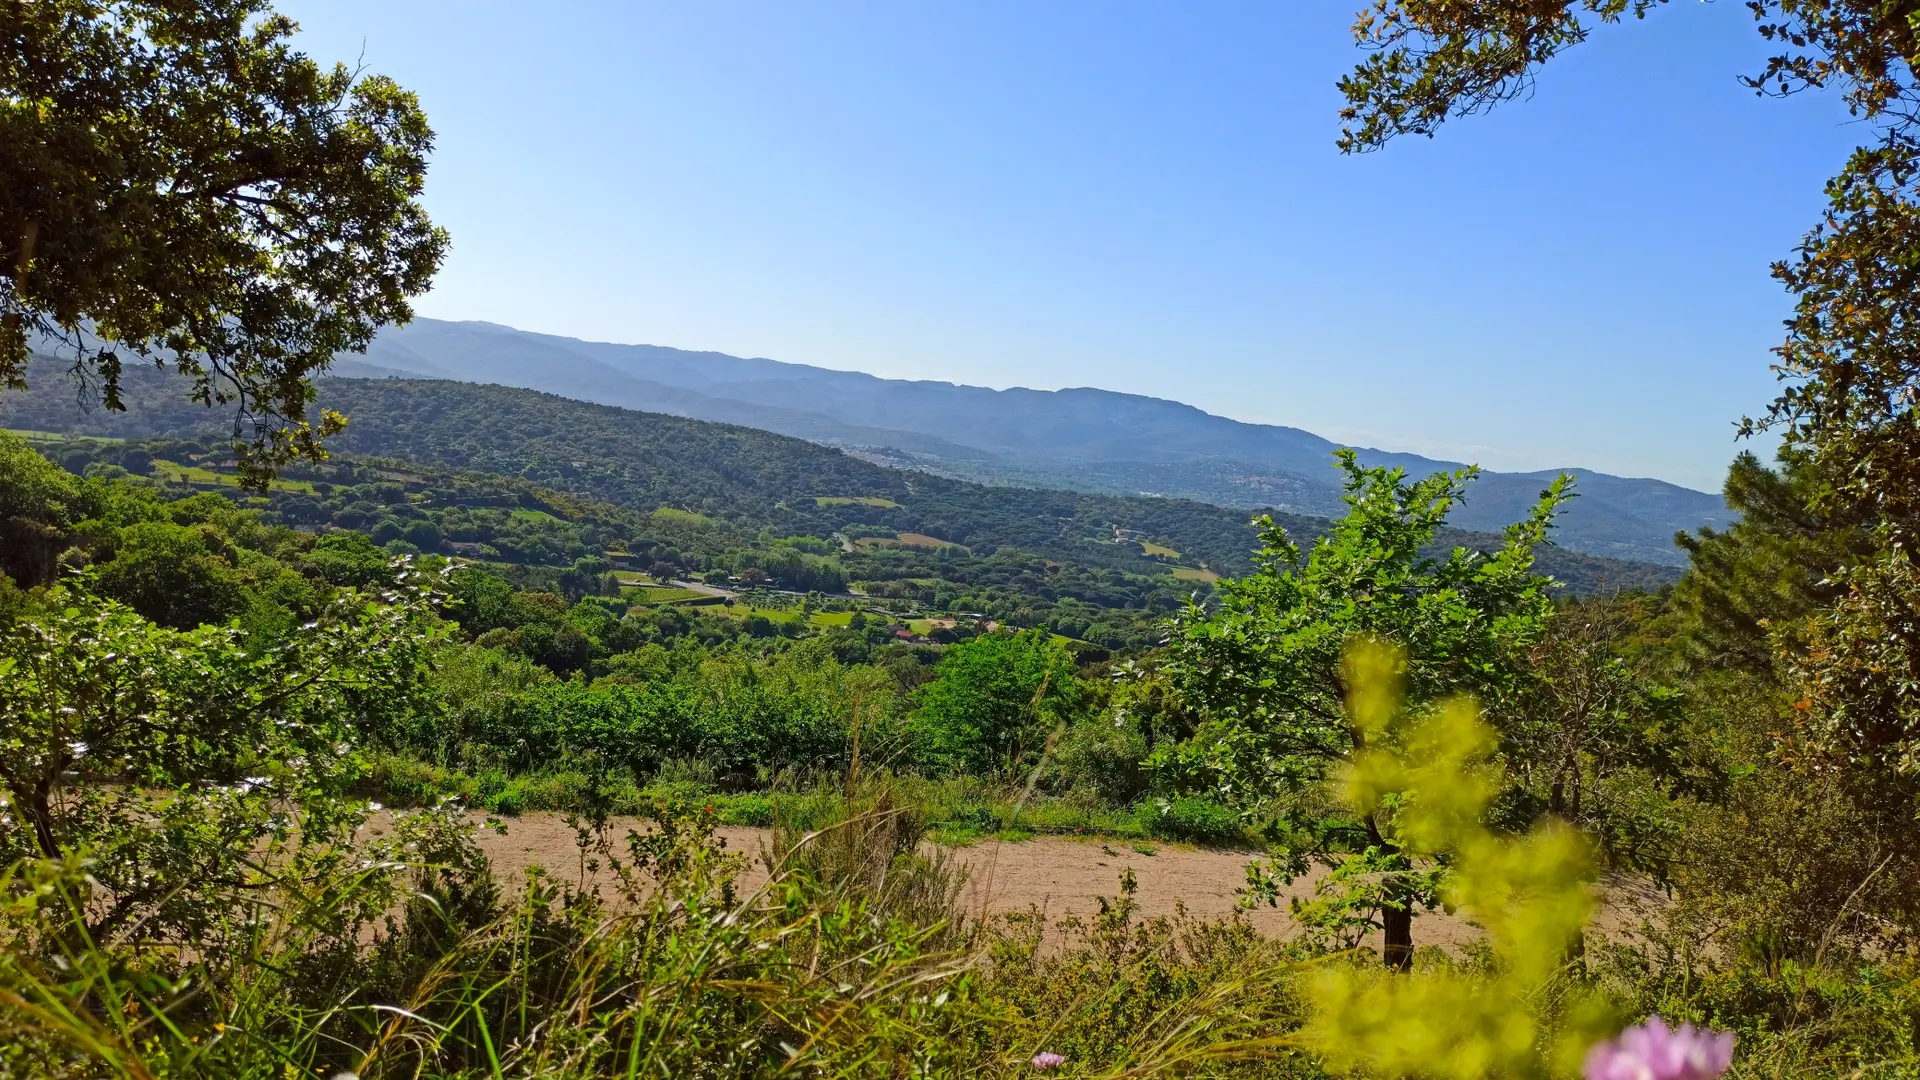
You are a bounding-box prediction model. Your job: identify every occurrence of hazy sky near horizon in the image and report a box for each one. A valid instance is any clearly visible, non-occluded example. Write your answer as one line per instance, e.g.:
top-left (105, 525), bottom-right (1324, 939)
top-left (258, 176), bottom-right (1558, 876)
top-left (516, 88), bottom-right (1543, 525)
top-left (280, 1), bottom-right (1862, 493)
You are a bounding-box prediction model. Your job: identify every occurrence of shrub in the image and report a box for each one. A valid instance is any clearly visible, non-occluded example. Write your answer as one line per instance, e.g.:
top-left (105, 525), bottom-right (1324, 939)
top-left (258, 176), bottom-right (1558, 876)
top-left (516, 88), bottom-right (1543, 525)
top-left (1141, 796), bottom-right (1244, 845)
top-left (715, 791), bottom-right (775, 826)
top-left (911, 630), bottom-right (1086, 775)
top-left (769, 777), bottom-right (969, 937)
top-left (1051, 716), bottom-right (1150, 804)
top-left (485, 782), bottom-right (525, 817)
top-left (973, 870), bottom-right (1314, 1077)
top-left (368, 752), bottom-right (475, 807)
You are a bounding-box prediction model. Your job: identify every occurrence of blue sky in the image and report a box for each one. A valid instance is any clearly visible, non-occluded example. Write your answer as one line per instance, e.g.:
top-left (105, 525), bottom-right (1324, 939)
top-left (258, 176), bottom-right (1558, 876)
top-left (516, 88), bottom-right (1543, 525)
top-left (280, 1), bottom-right (1861, 492)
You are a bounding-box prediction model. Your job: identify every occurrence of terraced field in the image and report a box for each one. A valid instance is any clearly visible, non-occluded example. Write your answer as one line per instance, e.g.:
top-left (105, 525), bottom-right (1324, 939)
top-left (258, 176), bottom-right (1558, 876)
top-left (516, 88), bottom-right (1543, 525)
top-left (150, 459), bottom-right (317, 493)
top-left (855, 531), bottom-right (967, 553)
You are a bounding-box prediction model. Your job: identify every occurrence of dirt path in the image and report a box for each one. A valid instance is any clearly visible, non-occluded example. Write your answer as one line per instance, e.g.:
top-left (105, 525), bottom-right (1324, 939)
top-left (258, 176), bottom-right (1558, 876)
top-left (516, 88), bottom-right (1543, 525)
top-left (360, 811), bottom-right (1666, 957)
top-left (380, 811), bottom-right (1535, 954)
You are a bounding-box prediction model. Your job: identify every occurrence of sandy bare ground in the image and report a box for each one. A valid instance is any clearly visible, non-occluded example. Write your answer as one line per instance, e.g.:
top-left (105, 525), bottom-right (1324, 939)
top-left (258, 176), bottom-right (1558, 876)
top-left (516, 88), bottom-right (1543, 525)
top-left (359, 811), bottom-right (1664, 956)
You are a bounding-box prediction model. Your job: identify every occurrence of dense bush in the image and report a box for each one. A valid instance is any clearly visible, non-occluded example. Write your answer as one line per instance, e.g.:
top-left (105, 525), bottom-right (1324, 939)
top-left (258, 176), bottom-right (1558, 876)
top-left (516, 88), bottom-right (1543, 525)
top-left (1140, 796), bottom-right (1245, 846)
top-left (911, 630), bottom-right (1087, 775)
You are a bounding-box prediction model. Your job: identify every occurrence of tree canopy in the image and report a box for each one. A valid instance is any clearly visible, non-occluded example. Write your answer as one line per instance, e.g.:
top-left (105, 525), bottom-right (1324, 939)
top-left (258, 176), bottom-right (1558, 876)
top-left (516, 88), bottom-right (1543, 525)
top-left (1157, 452), bottom-right (1568, 803)
top-left (1, 0), bottom-right (446, 482)
top-left (1156, 452), bottom-right (1570, 967)
top-left (911, 629), bottom-right (1084, 775)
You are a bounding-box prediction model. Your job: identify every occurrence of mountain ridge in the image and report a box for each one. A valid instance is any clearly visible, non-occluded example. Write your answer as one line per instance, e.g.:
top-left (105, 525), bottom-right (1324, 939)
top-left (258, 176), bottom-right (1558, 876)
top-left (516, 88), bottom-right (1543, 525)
top-left (344, 319), bottom-right (1729, 566)
top-left (0, 358), bottom-right (1683, 596)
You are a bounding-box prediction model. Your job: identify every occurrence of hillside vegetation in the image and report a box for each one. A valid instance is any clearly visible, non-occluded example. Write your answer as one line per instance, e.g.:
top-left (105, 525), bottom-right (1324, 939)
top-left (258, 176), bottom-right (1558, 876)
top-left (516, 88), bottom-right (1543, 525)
top-left (6, 3), bottom-right (1920, 1078)
top-left (344, 316), bottom-right (1732, 565)
top-left (3, 421), bottom-right (1912, 1078)
top-left (1, 358), bottom-right (1682, 597)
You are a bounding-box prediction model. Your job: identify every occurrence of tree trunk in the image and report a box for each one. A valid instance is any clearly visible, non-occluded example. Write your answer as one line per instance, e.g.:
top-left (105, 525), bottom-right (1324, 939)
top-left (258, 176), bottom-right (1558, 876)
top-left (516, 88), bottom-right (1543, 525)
top-left (1361, 810), bottom-right (1415, 971)
top-left (29, 775), bottom-right (60, 860)
top-left (1382, 903), bottom-right (1413, 971)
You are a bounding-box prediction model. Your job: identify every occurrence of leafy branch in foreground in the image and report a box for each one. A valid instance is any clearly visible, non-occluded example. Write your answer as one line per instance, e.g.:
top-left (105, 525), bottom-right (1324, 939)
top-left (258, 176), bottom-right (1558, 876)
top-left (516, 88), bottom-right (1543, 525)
top-left (1300, 640), bottom-right (1613, 1079)
top-left (0, 564), bottom-right (449, 950)
top-left (1, 0), bottom-right (448, 483)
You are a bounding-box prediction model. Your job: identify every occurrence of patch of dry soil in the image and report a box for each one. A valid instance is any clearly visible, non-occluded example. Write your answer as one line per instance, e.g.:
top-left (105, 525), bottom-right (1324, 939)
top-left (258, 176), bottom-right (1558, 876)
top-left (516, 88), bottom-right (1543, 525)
top-left (358, 811), bottom-right (1665, 957)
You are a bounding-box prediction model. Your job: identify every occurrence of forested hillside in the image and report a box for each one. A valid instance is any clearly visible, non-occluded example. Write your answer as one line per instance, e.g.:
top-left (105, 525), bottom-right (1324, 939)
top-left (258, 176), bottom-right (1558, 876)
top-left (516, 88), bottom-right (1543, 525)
top-left (1, 357), bottom-right (1680, 595)
top-left (346, 316), bottom-right (1732, 565)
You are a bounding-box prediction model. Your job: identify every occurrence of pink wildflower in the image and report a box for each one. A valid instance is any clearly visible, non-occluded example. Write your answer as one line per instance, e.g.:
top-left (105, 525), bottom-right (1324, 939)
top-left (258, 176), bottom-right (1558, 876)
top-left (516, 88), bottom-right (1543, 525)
top-left (1585, 1016), bottom-right (1734, 1080)
top-left (1031, 1051), bottom-right (1065, 1070)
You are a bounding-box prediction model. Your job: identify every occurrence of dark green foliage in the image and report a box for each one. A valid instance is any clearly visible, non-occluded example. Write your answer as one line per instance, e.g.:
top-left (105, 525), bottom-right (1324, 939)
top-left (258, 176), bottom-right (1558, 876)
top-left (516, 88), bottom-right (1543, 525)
top-left (1670, 450), bottom-right (1872, 675)
top-left (1, 0), bottom-right (447, 480)
top-left (306, 529), bottom-right (397, 588)
top-left (0, 431), bottom-right (90, 585)
top-left (1492, 594), bottom-right (1694, 874)
top-left (87, 520), bottom-right (248, 629)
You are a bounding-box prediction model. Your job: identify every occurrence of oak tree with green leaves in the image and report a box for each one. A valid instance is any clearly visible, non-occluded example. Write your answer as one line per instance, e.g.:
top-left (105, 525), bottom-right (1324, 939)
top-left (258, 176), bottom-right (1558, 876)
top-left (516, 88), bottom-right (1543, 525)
top-left (1, 0), bottom-right (447, 484)
top-left (1160, 451), bottom-right (1570, 967)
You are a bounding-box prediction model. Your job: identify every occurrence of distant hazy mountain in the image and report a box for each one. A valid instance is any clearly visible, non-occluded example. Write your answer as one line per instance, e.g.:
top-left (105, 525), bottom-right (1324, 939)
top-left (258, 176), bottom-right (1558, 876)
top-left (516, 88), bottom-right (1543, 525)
top-left (347, 318), bottom-right (1732, 565)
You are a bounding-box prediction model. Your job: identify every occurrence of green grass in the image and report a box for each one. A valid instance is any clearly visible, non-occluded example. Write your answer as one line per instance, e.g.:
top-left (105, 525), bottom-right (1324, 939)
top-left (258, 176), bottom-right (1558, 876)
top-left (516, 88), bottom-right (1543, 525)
top-left (651, 506), bottom-right (720, 528)
top-left (6, 427), bottom-right (125, 443)
top-left (611, 570), bottom-right (654, 584)
top-left (726, 604), bottom-right (801, 624)
top-left (150, 459), bottom-right (315, 493)
top-left (808, 610), bottom-right (854, 627)
top-left (1170, 565), bottom-right (1222, 583)
top-left (1141, 540), bottom-right (1180, 559)
top-left (893, 777), bottom-right (1250, 847)
top-left (509, 506), bottom-right (563, 523)
top-left (813, 495), bottom-right (903, 509)
top-left (367, 757), bottom-right (1250, 850)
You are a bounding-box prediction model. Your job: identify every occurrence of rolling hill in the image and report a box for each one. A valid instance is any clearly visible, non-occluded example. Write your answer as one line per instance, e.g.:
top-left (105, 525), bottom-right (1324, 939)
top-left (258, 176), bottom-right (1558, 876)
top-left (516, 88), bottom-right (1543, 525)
top-left (333, 318), bottom-right (1733, 566)
top-left (1, 358), bottom-right (1680, 594)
